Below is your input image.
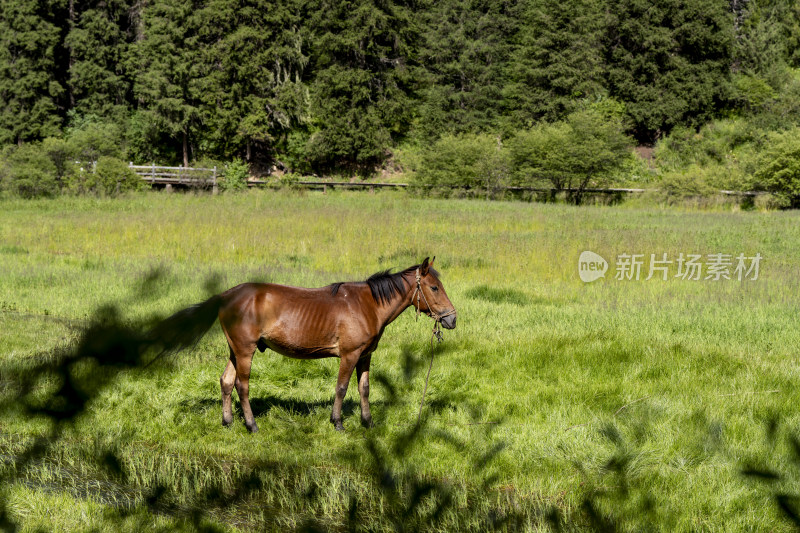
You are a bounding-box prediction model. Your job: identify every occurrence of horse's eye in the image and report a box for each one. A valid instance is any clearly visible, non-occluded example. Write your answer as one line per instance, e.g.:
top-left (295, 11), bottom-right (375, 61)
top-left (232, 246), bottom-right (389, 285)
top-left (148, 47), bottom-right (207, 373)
top-left (431, 286), bottom-right (439, 292)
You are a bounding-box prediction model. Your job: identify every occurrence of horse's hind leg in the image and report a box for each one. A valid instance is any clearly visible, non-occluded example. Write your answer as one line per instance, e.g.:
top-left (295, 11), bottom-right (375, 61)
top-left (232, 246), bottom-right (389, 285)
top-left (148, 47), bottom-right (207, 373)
top-left (232, 344), bottom-right (258, 433)
top-left (220, 349), bottom-right (236, 427)
top-left (356, 354), bottom-right (373, 428)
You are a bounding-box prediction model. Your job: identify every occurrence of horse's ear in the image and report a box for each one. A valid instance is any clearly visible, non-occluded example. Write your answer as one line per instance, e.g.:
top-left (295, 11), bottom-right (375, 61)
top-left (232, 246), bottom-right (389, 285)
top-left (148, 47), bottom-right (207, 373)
top-left (430, 256), bottom-right (436, 268)
top-left (420, 257), bottom-right (430, 275)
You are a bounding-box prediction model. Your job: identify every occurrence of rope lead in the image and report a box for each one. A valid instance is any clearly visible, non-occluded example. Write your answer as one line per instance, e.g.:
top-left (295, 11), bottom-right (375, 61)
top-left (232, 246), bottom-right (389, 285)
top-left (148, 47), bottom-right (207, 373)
top-left (412, 267), bottom-right (450, 424)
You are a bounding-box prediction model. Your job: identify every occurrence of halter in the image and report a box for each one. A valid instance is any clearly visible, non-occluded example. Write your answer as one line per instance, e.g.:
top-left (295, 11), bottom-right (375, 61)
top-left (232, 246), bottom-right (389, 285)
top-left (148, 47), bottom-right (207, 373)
top-left (411, 268), bottom-right (456, 345)
top-left (412, 266), bottom-right (456, 424)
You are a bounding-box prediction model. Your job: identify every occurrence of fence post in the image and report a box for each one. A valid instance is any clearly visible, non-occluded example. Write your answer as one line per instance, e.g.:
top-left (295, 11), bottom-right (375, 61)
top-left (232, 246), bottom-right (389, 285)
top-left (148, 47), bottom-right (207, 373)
top-left (212, 166), bottom-right (218, 195)
top-left (151, 162), bottom-right (155, 184)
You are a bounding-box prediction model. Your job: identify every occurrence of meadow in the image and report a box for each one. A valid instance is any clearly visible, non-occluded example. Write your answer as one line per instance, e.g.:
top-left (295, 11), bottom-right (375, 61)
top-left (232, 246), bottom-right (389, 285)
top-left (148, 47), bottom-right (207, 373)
top-left (1, 190), bottom-right (799, 531)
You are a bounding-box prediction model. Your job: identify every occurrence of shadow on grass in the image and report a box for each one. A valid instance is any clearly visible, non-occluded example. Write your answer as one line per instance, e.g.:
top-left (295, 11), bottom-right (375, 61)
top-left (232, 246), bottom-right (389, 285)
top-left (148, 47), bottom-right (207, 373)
top-left (465, 285), bottom-right (529, 306)
top-left (180, 395), bottom-right (365, 419)
top-left (4, 270), bottom-right (793, 531)
top-left (0, 272), bottom-right (530, 531)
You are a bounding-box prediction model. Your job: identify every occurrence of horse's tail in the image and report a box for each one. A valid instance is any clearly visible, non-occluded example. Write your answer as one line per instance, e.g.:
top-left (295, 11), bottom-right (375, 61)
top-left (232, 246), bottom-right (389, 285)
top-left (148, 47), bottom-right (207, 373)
top-left (148, 294), bottom-right (224, 355)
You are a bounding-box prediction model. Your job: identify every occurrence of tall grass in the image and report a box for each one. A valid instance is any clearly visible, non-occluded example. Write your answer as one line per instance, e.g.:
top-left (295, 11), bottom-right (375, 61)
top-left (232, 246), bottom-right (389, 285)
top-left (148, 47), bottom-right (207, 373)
top-left (1, 190), bottom-right (800, 530)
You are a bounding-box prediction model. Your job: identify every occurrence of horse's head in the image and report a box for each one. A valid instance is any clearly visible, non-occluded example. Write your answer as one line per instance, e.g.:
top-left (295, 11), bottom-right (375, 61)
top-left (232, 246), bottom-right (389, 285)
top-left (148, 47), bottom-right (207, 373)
top-left (414, 257), bottom-right (457, 329)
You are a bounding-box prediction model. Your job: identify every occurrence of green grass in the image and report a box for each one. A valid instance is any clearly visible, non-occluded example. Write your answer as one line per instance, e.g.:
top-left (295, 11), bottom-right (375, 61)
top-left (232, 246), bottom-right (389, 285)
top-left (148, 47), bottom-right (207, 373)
top-left (1, 190), bottom-right (800, 531)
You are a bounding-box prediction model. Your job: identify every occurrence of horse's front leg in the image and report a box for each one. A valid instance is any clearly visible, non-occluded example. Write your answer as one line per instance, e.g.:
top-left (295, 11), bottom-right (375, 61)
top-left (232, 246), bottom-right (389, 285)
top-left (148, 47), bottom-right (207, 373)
top-left (356, 353), bottom-right (373, 428)
top-left (330, 350), bottom-right (360, 431)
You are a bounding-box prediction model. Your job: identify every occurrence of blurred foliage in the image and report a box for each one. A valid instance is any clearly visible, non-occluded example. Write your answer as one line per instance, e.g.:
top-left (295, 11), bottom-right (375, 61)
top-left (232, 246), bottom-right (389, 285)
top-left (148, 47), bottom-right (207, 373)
top-left (414, 133), bottom-right (510, 198)
top-left (752, 128), bottom-right (800, 206)
top-left (219, 160), bottom-right (250, 192)
top-left (508, 108), bottom-right (632, 202)
top-left (0, 143), bottom-right (59, 199)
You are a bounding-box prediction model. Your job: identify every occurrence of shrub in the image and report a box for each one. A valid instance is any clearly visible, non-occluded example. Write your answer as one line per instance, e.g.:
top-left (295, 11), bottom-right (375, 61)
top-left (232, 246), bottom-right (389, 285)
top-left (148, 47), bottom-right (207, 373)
top-left (42, 137), bottom-right (76, 184)
top-left (654, 119), bottom-right (764, 172)
top-left (64, 156), bottom-right (145, 196)
top-left (278, 129), bottom-right (314, 175)
top-left (508, 121), bottom-right (571, 189)
top-left (414, 133), bottom-right (510, 198)
top-left (64, 156), bottom-right (142, 196)
top-left (65, 114), bottom-right (126, 162)
top-left (658, 165), bottom-right (717, 198)
top-left (219, 160), bottom-right (249, 192)
top-left (733, 73), bottom-right (777, 112)
top-left (95, 157), bottom-right (143, 195)
top-left (752, 128), bottom-right (800, 206)
top-left (0, 143), bottom-right (59, 198)
top-left (508, 109), bottom-right (632, 202)
top-left (278, 172), bottom-right (301, 188)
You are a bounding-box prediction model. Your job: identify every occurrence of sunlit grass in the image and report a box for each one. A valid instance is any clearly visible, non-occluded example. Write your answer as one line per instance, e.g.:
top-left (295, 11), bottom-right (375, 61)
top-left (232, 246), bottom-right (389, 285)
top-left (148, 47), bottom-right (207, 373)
top-left (1, 190), bottom-right (800, 530)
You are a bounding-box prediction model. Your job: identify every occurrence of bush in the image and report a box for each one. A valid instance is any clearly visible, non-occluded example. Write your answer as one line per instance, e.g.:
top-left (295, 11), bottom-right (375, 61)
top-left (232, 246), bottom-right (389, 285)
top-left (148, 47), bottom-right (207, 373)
top-left (658, 165), bottom-right (717, 198)
top-left (414, 133), bottom-right (510, 197)
top-left (65, 114), bottom-right (127, 162)
top-left (733, 73), bottom-right (777, 112)
top-left (278, 172), bottom-right (301, 189)
top-left (64, 156), bottom-right (142, 196)
top-left (219, 160), bottom-right (249, 192)
top-left (654, 119), bottom-right (764, 172)
top-left (508, 109), bottom-right (632, 202)
top-left (42, 137), bottom-right (76, 184)
top-left (0, 143), bottom-right (59, 198)
top-left (752, 128), bottom-right (800, 206)
top-left (95, 157), bottom-right (143, 195)
top-left (278, 129), bottom-right (314, 175)
top-left (508, 121), bottom-right (571, 189)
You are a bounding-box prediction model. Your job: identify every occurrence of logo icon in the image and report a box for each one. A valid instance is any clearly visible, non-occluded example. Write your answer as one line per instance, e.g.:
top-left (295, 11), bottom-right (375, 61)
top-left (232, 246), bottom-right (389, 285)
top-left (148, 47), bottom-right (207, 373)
top-left (578, 251), bottom-right (607, 283)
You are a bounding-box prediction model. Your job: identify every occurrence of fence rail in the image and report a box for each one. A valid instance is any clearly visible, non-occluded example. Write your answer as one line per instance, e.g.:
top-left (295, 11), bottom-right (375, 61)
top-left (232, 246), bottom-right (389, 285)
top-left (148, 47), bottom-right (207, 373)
top-left (130, 164), bottom-right (770, 198)
top-left (129, 163), bottom-right (218, 192)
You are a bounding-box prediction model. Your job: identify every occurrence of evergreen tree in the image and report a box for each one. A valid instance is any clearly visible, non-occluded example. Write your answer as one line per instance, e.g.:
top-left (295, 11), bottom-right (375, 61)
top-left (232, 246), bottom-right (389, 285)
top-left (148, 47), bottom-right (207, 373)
top-left (504, 0), bottom-right (608, 127)
top-left (65, 0), bottom-right (136, 119)
top-left (304, 0), bottom-right (421, 173)
top-left (415, 0), bottom-right (516, 138)
top-left (0, 0), bottom-right (66, 144)
top-left (603, 0), bottom-right (734, 142)
top-left (130, 0), bottom-right (201, 166)
top-left (193, 0), bottom-right (309, 163)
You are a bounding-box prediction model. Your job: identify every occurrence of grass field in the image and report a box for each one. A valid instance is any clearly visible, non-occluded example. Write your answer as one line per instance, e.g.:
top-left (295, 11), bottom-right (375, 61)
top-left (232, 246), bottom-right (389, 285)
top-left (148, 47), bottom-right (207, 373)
top-left (1, 190), bottom-right (800, 531)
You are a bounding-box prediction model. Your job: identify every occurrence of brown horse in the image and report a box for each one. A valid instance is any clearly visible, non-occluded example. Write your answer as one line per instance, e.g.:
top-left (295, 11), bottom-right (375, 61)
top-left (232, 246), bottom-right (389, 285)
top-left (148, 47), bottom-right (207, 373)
top-left (152, 257), bottom-right (456, 431)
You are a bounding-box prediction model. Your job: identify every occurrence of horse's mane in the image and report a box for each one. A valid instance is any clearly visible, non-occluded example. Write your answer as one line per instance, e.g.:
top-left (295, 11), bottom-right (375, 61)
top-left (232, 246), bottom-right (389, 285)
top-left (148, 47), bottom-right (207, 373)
top-left (329, 264), bottom-right (439, 304)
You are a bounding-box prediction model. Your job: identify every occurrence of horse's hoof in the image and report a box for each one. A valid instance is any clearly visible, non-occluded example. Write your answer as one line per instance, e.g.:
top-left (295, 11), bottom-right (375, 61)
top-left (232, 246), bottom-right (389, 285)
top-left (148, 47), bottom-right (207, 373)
top-left (246, 422), bottom-right (259, 433)
top-left (222, 417), bottom-right (233, 427)
top-left (361, 417), bottom-right (374, 429)
top-left (332, 420), bottom-right (344, 432)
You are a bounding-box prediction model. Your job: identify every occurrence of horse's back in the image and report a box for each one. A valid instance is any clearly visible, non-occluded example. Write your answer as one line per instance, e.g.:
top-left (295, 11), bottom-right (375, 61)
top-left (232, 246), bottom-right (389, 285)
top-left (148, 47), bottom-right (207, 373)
top-left (218, 282), bottom-right (368, 358)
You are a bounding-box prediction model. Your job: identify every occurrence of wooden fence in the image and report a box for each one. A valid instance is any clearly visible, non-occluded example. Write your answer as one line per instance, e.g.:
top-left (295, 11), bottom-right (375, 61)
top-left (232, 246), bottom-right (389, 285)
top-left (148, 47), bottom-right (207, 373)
top-left (129, 164), bottom-right (769, 198)
top-left (129, 163), bottom-right (218, 193)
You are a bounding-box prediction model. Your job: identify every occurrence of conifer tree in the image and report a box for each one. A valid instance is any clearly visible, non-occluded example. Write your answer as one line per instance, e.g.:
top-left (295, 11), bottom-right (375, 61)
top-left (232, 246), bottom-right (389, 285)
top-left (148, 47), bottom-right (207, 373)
top-left (130, 0), bottom-right (201, 166)
top-left (415, 0), bottom-right (516, 137)
top-left (304, 0), bottom-right (421, 173)
top-left (193, 0), bottom-right (309, 162)
top-left (0, 0), bottom-right (66, 144)
top-left (504, 0), bottom-right (608, 127)
top-left (603, 0), bottom-right (734, 142)
top-left (65, 0), bottom-right (136, 120)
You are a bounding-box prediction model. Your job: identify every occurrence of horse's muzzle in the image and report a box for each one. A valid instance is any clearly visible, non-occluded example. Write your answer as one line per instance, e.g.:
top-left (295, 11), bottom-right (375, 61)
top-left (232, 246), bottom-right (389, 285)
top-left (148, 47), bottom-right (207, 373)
top-left (440, 311), bottom-right (457, 330)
